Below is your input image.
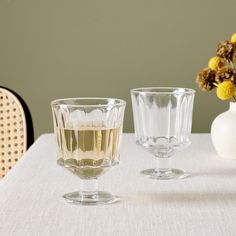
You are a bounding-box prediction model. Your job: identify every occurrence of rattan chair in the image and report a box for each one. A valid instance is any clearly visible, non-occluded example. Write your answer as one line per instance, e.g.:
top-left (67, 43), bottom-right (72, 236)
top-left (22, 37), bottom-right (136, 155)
top-left (0, 87), bottom-right (34, 179)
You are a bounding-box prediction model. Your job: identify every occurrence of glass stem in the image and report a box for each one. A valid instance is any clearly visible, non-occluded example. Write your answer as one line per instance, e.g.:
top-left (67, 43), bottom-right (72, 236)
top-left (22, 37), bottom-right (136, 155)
top-left (80, 178), bottom-right (98, 197)
top-left (155, 156), bottom-right (171, 172)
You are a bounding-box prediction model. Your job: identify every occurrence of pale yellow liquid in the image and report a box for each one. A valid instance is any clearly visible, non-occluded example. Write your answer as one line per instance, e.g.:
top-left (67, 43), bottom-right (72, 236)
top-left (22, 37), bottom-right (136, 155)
top-left (56, 127), bottom-right (121, 179)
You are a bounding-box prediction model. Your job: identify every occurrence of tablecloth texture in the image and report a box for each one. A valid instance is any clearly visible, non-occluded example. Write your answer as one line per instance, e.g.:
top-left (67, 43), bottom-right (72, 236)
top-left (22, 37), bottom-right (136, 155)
top-left (1, 134), bottom-right (236, 236)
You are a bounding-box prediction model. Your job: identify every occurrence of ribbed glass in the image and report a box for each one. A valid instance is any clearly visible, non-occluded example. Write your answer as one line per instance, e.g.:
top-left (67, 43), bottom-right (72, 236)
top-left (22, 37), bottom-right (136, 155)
top-left (51, 97), bottom-right (126, 205)
top-left (131, 87), bottom-right (195, 179)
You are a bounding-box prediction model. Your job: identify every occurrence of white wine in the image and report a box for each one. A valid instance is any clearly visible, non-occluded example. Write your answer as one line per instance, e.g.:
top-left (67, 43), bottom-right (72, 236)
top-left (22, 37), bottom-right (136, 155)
top-left (56, 126), bottom-right (122, 179)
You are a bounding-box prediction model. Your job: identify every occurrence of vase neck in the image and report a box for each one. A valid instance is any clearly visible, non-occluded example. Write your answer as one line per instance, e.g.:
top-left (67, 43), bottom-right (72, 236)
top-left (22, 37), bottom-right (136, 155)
top-left (229, 102), bottom-right (236, 112)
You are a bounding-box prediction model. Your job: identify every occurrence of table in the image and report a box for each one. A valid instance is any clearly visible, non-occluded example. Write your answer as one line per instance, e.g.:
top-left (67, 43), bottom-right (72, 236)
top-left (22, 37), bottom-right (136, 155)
top-left (1, 134), bottom-right (236, 236)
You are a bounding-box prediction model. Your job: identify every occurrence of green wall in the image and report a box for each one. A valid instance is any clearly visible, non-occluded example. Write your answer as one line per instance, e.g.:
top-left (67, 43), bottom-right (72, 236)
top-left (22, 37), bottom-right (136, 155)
top-left (0, 0), bottom-right (234, 138)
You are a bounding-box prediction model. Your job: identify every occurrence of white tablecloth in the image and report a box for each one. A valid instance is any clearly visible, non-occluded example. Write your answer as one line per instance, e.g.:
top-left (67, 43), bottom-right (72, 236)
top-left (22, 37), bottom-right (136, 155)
top-left (1, 134), bottom-right (236, 236)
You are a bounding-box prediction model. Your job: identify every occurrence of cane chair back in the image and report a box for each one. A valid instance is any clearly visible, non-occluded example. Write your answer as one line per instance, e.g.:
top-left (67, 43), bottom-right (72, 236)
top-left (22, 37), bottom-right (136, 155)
top-left (0, 88), bottom-right (27, 179)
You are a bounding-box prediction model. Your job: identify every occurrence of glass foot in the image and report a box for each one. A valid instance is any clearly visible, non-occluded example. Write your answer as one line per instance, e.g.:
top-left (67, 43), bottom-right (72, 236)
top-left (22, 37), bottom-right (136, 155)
top-left (141, 168), bottom-right (190, 180)
top-left (62, 191), bottom-right (119, 205)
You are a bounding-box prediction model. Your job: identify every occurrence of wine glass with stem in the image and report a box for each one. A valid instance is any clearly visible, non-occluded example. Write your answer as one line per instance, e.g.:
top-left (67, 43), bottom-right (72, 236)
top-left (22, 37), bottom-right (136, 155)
top-left (131, 87), bottom-right (195, 180)
top-left (51, 98), bottom-right (126, 205)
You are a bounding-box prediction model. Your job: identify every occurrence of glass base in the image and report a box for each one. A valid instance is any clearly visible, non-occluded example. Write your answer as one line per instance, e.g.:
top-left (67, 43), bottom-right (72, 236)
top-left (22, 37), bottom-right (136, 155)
top-left (62, 191), bottom-right (119, 205)
top-left (141, 168), bottom-right (190, 180)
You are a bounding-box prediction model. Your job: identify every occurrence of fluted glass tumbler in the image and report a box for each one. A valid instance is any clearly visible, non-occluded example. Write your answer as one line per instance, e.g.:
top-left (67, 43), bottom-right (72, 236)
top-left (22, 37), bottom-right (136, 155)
top-left (51, 98), bottom-right (126, 205)
top-left (131, 87), bottom-right (195, 180)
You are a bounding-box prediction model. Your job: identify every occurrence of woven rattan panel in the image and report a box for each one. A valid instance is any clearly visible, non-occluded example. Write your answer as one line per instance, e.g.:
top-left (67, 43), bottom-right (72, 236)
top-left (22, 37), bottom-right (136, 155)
top-left (0, 88), bottom-right (27, 179)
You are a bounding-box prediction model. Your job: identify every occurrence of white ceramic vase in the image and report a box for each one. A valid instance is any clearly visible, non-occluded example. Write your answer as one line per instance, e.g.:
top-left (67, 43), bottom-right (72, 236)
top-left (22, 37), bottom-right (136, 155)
top-left (211, 102), bottom-right (236, 159)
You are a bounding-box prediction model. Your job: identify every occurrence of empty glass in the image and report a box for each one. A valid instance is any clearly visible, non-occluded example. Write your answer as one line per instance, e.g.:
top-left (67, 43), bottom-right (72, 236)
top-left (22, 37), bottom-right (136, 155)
top-left (51, 98), bottom-right (126, 205)
top-left (131, 87), bottom-right (195, 180)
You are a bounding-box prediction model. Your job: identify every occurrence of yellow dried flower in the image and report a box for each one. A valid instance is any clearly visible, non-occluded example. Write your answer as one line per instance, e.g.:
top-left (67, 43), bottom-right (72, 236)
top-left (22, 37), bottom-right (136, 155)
top-left (231, 33), bottom-right (236, 44)
top-left (216, 81), bottom-right (236, 100)
top-left (208, 56), bottom-right (221, 71)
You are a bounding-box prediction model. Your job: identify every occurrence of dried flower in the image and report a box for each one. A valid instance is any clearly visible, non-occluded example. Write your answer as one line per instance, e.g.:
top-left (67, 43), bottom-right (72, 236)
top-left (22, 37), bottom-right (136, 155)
top-left (215, 66), bottom-right (235, 83)
top-left (232, 50), bottom-right (236, 64)
top-left (196, 33), bottom-right (236, 102)
top-left (231, 33), bottom-right (236, 44)
top-left (196, 68), bottom-right (216, 91)
top-left (216, 80), bottom-right (236, 100)
top-left (208, 56), bottom-right (222, 71)
top-left (216, 40), bottom-right (235, 61)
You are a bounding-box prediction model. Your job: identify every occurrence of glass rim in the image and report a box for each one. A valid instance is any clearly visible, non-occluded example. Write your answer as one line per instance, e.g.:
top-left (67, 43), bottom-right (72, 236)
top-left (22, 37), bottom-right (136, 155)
top-left (51, 97), bottom-right (126, 108)
top-left (130, 87), bottom-right (196, 95)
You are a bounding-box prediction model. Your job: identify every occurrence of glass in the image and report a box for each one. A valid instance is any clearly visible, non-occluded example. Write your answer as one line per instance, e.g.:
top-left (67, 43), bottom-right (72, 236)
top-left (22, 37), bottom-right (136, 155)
top-left (131, 87), bottom-right (195, 180)
top-left (51, 98), bottom-right (126, 205)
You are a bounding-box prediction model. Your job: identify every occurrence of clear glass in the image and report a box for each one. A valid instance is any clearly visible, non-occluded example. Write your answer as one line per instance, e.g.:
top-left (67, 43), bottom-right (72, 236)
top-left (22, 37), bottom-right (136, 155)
top-left (131, 87), bottom-right (195, 180)
top-left (51, 98), bottom-right (126, 205)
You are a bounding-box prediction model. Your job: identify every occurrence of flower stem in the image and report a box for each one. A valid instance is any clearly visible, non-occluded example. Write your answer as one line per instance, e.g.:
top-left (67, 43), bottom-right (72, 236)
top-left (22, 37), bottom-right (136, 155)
top-left (229, 60), bottom-right (235, 70)
top-left (233, 95), bottom-right (236, 102)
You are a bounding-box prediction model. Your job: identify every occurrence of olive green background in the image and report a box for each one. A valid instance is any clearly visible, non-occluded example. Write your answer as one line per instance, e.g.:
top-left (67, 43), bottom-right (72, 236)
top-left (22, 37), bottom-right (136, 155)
top-left (0, 0), bottom-right (234, 138)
